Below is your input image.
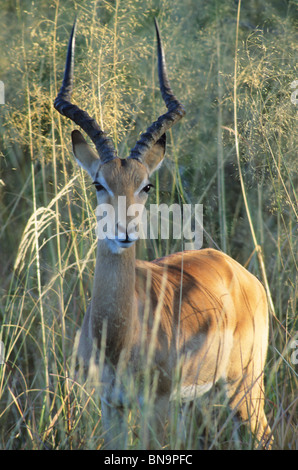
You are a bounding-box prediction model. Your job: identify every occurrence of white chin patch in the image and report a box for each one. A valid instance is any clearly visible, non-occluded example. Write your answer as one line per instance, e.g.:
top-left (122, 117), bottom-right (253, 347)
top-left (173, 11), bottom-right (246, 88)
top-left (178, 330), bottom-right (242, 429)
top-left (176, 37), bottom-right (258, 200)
top-left (105, 239), bottom-right (134, 254)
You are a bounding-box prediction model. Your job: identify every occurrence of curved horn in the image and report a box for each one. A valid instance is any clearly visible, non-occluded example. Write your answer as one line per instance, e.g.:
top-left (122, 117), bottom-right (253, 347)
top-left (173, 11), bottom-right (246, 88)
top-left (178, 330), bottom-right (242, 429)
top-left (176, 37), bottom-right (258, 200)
top-left (129, 19), bottom-right (185, 163)
top-left (54, 19), bottom-right (117, 163)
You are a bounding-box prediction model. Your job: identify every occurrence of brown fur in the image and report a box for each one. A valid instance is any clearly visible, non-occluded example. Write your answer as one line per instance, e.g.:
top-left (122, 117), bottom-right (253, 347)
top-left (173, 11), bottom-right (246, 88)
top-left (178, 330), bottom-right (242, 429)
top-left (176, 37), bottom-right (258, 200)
top-left (73, 151), bottom-right (273, 449)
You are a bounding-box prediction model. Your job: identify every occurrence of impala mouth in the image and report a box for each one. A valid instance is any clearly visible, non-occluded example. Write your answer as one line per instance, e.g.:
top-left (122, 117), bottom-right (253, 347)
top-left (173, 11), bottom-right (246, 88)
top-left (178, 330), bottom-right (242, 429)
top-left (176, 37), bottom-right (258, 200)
top-left (115, 238), bottom-right (136, 248)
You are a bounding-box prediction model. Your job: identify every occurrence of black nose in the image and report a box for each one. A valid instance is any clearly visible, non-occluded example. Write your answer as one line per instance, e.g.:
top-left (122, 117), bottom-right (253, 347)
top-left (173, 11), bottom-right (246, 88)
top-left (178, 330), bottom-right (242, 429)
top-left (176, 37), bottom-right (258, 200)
top-left (116, 223), bottom-right (130, 242)
top-left (122, 232), bottom-right (131, 243)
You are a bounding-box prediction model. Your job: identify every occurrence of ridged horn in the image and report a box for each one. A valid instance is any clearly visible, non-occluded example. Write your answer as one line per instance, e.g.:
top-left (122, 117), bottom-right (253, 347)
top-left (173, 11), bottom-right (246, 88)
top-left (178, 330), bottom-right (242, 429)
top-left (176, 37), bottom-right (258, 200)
top-left (129, 18), bottom-right (185, 163)
top-left (54, 19), bottom-right (117, 163)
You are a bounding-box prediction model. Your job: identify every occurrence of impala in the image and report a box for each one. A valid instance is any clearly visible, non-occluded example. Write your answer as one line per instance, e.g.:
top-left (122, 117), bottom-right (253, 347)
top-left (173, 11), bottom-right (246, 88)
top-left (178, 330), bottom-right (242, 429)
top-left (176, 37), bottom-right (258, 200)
top-left (54, 18), bottom-right (273, 449)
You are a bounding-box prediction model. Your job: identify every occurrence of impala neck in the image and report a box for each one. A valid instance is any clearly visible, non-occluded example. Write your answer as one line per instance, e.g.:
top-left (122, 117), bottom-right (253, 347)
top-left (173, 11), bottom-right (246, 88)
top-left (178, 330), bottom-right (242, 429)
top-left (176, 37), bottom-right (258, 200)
top-left (90, 240), bottom-right (136, 363)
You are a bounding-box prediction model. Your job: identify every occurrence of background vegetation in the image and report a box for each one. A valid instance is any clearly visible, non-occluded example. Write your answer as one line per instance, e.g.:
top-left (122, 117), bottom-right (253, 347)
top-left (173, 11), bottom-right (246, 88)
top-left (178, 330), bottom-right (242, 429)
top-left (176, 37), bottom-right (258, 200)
top-left (0, 0), bottom-right (297, 449)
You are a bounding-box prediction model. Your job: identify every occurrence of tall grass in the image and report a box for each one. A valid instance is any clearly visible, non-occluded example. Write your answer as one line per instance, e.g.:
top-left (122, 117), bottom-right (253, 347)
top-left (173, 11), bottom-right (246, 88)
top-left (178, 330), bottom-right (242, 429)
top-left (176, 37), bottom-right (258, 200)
top-left (0, 0), bottom-right (297, 449)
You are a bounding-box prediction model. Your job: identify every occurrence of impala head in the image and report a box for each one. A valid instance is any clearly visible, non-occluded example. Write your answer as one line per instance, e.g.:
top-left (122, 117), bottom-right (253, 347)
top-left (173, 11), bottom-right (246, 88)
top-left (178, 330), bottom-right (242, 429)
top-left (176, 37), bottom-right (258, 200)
top-left (54, 18), bottom-right (185, 253)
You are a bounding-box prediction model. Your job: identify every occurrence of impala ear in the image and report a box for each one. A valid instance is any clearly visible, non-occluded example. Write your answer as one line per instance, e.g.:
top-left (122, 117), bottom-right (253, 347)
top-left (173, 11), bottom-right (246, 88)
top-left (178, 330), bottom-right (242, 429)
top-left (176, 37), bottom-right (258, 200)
top-left (143, 133), bottom-right (166, 175)
top-left (71, 130), bottom-right (100, 179)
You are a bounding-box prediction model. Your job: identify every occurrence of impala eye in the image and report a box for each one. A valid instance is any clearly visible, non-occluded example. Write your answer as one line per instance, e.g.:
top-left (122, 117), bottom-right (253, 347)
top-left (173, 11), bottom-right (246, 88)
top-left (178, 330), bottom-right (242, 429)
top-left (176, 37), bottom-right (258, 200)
top-left (93, 182), bottom-right (105, 192)
top-left (142, 183), bottom-right (154, 194)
